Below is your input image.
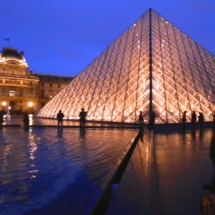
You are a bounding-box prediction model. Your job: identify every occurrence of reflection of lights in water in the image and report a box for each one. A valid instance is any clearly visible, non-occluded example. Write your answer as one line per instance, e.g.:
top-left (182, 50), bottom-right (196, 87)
top-left (145, 146), bottom-right (149, 161)
top-left (28, 131), bottom-right (39, 179)
top-left (2, 145), bottom-right (12, 172)
top-left (3, 114), bottom-right (7, 121)
top-left (0, 127), bottom-right (141, 214)
top-left (28, 114), bottom-right (33, 126)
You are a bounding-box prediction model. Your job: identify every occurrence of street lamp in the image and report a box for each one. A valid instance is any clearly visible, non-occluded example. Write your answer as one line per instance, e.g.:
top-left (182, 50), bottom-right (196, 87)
top-left (28, 102), bottom-right (33, 107)
top-left (7, 106), bottom-right (11, 120)
top-left (28, 102), bottom-right (33, 113)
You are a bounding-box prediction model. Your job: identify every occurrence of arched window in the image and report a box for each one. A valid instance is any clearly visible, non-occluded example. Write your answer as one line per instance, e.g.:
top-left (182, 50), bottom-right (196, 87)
top-left (10, 101), bottom-right (16, 110)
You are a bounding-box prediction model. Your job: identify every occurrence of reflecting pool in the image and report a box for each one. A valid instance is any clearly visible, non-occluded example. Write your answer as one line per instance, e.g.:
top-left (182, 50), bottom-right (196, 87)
top-left (0, 127), bottom-right (137, 215)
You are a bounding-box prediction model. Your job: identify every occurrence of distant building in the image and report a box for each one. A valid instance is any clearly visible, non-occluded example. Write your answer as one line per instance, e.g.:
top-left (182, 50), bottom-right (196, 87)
top-left (0, 47), bottom-right (73, 114)
top-left (32, 73), bottom-right (73, 110)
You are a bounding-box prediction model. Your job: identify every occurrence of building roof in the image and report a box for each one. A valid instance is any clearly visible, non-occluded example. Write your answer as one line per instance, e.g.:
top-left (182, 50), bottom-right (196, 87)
top-left (0, 47), bottom-right (27, 64)
top-left (32, 73), bottom-right (74, 82)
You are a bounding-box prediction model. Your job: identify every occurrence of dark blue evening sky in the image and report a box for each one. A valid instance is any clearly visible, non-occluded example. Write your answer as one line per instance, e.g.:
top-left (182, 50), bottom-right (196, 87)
top-left (1, 0), bottom-right (215, 77)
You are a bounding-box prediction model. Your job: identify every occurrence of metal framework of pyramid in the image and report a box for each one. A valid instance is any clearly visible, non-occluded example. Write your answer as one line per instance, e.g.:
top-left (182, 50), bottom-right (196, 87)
top-left (36, 9), bottom-right (215, 123)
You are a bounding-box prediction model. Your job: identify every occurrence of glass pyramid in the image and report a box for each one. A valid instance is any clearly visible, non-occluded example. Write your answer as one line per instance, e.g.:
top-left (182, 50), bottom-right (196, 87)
top-left (36, 9), bottom-right (215, 123)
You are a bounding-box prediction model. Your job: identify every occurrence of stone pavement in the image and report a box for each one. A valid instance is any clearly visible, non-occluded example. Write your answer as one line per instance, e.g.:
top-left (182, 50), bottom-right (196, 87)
top-left (106, 128), bottom-right (214, 215)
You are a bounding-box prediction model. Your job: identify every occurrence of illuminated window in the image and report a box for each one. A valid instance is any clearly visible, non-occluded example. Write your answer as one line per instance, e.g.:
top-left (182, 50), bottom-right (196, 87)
top-left (49, 90), bottom-right (53, 98)
top-left (9, 87), bottom-right (16, 96)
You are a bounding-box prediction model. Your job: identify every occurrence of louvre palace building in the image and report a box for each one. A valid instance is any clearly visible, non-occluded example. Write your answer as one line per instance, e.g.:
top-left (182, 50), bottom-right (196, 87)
top-left (0, 47), bottom-right (73, 114)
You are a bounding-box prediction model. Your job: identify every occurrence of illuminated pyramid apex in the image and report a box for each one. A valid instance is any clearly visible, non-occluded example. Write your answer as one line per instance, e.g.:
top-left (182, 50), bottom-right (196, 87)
top-left (36, 9), bottom-right (215, 123)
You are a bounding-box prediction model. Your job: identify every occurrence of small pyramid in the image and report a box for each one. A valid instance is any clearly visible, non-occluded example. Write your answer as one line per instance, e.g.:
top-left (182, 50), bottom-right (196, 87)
top-left (36, 9), bottom-right (215, 123)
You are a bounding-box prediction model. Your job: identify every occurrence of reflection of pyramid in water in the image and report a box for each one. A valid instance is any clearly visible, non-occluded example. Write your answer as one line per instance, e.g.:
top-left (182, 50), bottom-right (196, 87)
top-left (36, 9), bottom-right (215, 123)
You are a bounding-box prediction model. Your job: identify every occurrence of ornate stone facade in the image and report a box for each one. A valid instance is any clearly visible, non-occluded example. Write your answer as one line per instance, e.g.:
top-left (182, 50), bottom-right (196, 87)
top-left (0, 47), bottom-right (73, 114)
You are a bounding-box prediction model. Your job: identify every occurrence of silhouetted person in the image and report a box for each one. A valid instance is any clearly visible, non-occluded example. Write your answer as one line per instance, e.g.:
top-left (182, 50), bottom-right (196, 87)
top-left (139, 111), bottom-right (144, 129)
top-left (57, 110), bottom-right (64, 131)
top-left (191, 111), bottom-right (196, 130)
top-left (198, 112), bottom-right (204, 130)
top-left (23, 112), bottom-right (29, 127)
top-left (182, 111), bottom-right (187, 131)
top-left (79, 108), bottom-right (87, 128)
top-left (148, 111), bottom-right (156, 130)
top-left (0, 111), bottom-right (4, 125)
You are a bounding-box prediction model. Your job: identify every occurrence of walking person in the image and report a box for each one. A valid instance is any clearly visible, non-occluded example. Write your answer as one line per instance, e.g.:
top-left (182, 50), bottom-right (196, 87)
top-left (138, 111), bottom-right (144, 129)
top-left (191, 111), bottom-right (197, 131)
top-left (57, 110), bottom-right (64, 131)
top-left (79, 108), bottom-right (87, 128)
top-left (182, 111), bottom-right (187, 131)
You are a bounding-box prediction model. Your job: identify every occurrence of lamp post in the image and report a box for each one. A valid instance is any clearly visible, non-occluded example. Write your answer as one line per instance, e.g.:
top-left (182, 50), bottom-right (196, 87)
top-left (7, 106), bottom-right (11, 120)
top-left (28, 102), bottom-right (33, 114)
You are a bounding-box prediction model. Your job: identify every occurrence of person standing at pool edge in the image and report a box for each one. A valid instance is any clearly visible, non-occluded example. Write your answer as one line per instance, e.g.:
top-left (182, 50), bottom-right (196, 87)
top-left (182, 111), bottom-right (187, 131)
top-left (79, 108), bottom-right (87, 128)
top-left (57, 110), bottom-right (64, 131)
top-left (191, 111), bottom-right (197, 130)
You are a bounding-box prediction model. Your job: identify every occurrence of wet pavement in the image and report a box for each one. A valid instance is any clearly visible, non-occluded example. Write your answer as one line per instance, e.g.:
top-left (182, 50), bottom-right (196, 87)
top-left (107, 128), bottom-right (214, 215)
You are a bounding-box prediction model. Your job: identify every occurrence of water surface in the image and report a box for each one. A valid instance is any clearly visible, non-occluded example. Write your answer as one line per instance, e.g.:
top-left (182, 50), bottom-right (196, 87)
top-left (0, 127), bottom-right (137, 215)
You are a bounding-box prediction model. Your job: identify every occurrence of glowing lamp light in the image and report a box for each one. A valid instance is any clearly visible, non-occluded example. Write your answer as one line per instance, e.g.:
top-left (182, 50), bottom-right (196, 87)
top-left (28, 102), bottom-right (33, 107)
top-left (2, 101), bottom-right (6, 107)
